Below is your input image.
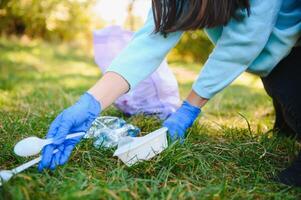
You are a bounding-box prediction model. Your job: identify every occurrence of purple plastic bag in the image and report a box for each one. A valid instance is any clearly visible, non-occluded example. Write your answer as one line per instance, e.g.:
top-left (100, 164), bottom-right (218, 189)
top-left (93, 26), bottom-right (180, 119)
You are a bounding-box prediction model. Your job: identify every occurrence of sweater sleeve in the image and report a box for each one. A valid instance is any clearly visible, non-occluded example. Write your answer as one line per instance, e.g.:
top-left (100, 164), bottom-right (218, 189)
top-left (249, 0), bottom-right (301, 76)
top-left (192, 0), bottom-right (282, 99)
top-left (106, 10), bottom-right (183, 90)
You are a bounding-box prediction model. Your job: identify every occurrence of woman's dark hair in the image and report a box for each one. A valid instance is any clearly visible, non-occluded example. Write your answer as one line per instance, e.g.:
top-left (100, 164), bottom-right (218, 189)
top-left (152, 0), bottom-right (250, 34)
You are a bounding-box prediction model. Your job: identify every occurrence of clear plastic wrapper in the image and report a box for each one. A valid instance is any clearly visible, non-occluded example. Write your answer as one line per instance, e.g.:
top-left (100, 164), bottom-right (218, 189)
top-left (84, 116), bottom-right (140, 148)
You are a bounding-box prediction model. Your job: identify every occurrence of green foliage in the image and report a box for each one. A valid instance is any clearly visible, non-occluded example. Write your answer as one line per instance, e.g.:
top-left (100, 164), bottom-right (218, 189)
top-left (0, 0), bottom-right (97, 41)
top-left (0, 0), bottom-right (213, 62)
top-left (1, 38), bottom-right (301, 199)
top-left (169, 30), bottom-right (214, 64)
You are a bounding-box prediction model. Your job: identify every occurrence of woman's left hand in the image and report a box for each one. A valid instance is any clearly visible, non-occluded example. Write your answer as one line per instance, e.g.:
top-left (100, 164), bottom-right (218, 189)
top-left (163, 101), bottom-right (201, 142)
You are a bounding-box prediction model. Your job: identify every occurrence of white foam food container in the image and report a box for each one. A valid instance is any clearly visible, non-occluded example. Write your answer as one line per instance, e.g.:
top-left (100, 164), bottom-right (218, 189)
top-left (113, 127), bottom-right (168, 166)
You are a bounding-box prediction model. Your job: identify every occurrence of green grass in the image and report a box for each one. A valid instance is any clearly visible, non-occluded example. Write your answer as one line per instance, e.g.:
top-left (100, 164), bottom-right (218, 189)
top-left (1, 37), bottom-right (301, 199)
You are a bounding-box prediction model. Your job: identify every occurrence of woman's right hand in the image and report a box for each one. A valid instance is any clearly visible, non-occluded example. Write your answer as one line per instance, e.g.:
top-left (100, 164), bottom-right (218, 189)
top-left (163, 101), bottom-right (201, 142)
top-left (38, 92), bottom-right (101, 171)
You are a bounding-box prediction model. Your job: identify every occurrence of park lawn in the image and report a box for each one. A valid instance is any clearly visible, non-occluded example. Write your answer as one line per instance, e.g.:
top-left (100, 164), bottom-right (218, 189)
top-left (0, 37), bottom-right (301, 200)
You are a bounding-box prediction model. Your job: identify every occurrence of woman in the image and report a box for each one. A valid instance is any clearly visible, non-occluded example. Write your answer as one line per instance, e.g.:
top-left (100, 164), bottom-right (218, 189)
top-left (38, 0), bottom-right (301, 186)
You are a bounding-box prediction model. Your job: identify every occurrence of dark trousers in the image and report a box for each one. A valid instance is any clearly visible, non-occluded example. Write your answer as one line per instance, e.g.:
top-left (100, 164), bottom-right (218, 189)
top-left (261, 47), bottom-right (301, 138)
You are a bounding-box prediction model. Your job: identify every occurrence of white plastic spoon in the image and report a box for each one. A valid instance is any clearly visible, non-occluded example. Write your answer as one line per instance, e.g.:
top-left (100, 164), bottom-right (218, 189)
top-left (14, 132), bottom-right (85, 157)
top-left (0, 149), bottom-right (59, 186)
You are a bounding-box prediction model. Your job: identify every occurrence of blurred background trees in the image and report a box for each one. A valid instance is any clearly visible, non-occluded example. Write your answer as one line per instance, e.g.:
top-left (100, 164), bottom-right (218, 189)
top-left (0, 0), bottom-right (213, 64)
top-left (0, 0), bottom-right (97, 42)
top-left (171, 31), bottom-right (213, 64)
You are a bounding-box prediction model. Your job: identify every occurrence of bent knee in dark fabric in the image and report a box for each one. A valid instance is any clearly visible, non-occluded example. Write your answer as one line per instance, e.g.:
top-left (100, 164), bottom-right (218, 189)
top-left (261, 47), bottom-right (301, 137)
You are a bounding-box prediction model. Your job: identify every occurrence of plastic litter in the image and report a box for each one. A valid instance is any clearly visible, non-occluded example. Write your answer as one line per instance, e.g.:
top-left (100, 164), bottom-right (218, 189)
top-left (85, 116), bottom-right (168, 166)
top-left (114, 127), bottom-right (168, 166)
top-left (1, 117), bottom-right (167, 186)
top-left (0, 149), bottom-right (59, 186)
top-left (84, 116), bottom-right (140, 148)
top-left (93, 26), bottom-right (180, 119)
top-left (14, 132), bottom-right (85, 157)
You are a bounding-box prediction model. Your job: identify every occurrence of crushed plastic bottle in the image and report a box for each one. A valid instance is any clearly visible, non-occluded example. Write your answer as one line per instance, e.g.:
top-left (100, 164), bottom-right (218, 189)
top-left (84, 116), bottom-right (140, 148)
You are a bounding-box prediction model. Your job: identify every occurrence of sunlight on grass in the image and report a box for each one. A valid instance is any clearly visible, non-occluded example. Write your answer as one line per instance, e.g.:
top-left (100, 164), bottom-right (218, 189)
top-left (171, 66), bottom-right (198, 85)
top-left (234, 73), bottom-right (264, 89)
top-left (169, 62), bottom-right (272, 132)
top-left (0, 91), bottom-right (12, 108)
top-left (170, 62), bottom-right (264, 89)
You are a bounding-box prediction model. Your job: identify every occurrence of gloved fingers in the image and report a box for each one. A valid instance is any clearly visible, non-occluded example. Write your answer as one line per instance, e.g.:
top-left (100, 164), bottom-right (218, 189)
top-left (75, 119), bottom-right (91, 133)
top-left (163, 121), bottom-right (178, 140)
top-left (66, 137), bottom-right (83, 145)
top-left (49, 143), bottom-right (66, 170)
top-left (167, 127), bottom-right (180, 142)
top-left (46, 113), bottom-right (63, 138)
top-left (85, 117), bottom-right (98, 131)
top-left (38, 144), bottom-right (56, 172)
top-left (50, 151), bottom-right (60, 171)
top-left (38, 162), bottom-right (44, 172)
top-left (179, 135), bottom-right (185, 144)
top-left (45, 140), bottom-right (78, 170)
top-left (165, 124), bottom-right (185, 142)
top-left (176, 128), bottom-right (186, 142)
top-left (52, 116), bottom-right (73, 145)
top-left (59, 144), bottom-right (76, 165)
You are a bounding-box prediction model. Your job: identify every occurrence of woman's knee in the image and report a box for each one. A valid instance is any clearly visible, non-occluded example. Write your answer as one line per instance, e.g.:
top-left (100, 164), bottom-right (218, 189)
top-left (282, 102), bottom-right (301, 136)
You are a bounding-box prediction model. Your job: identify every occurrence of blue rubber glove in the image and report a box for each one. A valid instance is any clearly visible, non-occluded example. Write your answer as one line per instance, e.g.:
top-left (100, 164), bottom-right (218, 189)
top-left (38, 92), bottom-right (101, 171)
top-left (163, 101), bottom-right (201, 142)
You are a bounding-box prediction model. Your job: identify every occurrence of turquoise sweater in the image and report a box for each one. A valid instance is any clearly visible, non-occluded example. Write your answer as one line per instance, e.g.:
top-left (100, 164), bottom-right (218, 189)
top-left (107, 0), bottom-right (301, 99)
